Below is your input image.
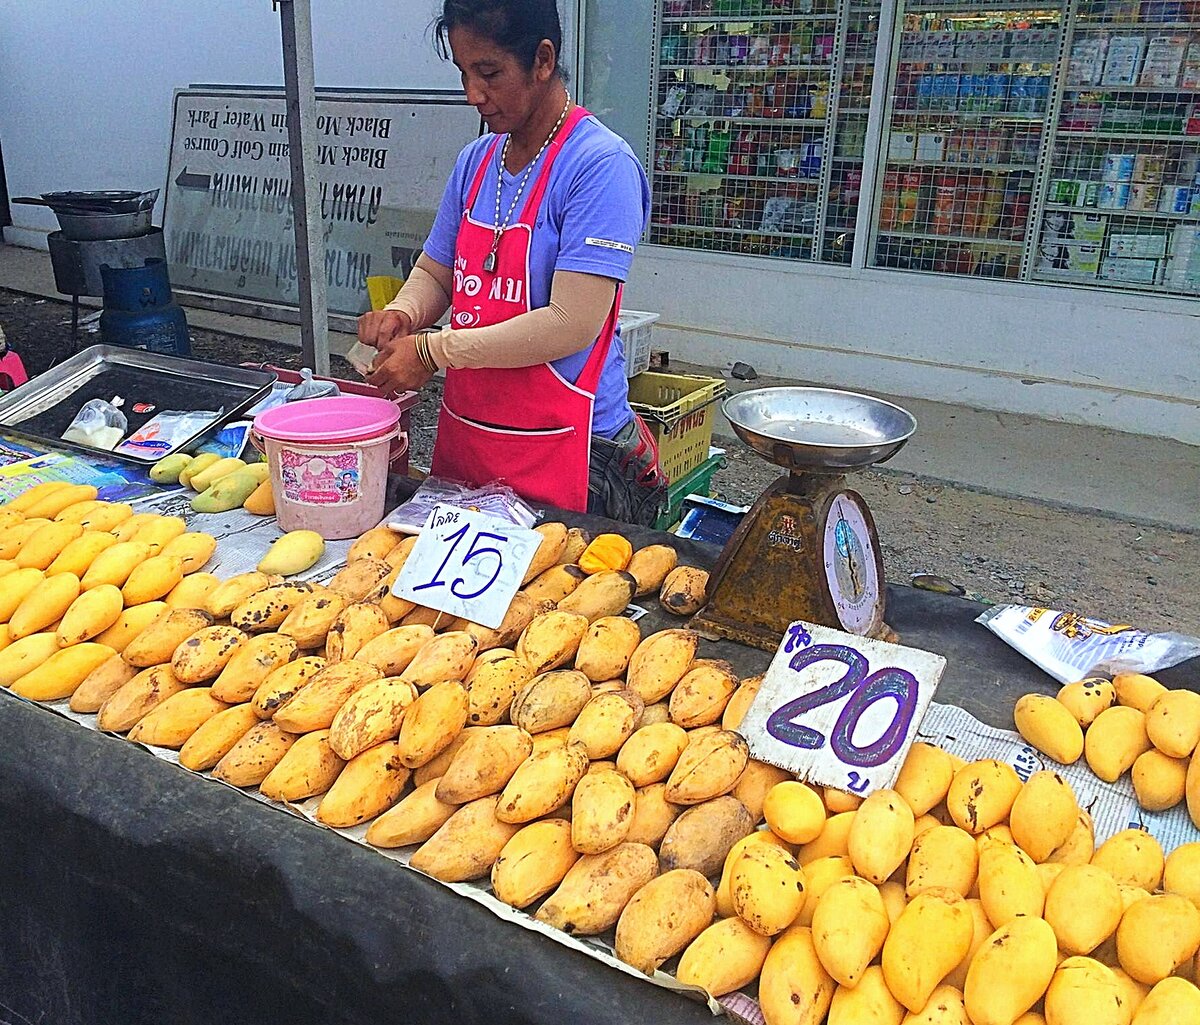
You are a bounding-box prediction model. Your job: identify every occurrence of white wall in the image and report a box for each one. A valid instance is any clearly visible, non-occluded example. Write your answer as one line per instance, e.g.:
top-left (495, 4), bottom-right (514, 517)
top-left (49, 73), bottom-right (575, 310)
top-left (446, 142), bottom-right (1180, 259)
top-left (0, 0), bottom-right (460, 242)
top-left (624, 245), bottom-right (1200, 444)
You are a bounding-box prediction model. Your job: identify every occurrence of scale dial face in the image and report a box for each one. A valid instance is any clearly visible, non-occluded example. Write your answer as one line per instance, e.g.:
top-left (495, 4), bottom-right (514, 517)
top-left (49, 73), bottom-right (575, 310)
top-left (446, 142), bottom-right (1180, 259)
top-left (822, 491), bottom-right (882, 635)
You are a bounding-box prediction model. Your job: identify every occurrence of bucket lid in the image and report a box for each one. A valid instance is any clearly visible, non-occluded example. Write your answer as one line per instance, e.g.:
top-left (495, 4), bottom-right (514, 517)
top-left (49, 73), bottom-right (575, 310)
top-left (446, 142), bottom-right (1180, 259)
top-left (254, 395), bottom-right (401, 444)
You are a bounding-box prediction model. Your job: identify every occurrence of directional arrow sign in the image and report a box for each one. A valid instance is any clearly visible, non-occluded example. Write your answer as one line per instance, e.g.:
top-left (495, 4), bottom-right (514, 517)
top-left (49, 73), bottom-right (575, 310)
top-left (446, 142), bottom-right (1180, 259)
top-left (174, 167), bottom-right (211, 190)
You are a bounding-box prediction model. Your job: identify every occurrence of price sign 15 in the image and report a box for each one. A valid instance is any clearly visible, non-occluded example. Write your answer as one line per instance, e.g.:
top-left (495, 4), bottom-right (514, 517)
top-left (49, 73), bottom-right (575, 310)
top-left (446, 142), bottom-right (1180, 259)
top-left (738, 620), bottom-right (944, 796)
top-left (391, 504), bottom-right (542, 630)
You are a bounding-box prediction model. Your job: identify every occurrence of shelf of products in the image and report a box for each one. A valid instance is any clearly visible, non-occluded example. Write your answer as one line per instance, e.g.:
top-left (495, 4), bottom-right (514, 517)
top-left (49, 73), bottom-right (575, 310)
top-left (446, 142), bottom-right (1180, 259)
top-left (1033, 0), bottom-right (1200, 294)
top-left (642, 0), bottom-right (1200, 297)
top-left (870, 3), bottom-right (1064, 279)
top-left (651, 0), bottom-right (885, 263)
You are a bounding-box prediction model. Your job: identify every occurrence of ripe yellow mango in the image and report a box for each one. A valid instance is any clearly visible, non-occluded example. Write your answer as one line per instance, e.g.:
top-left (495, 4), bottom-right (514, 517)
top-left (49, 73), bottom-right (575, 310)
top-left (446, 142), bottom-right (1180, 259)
top-left (896, 742), bottom-right (955, 816)
top-left (676, 916), bottom-right (773, 998)
top-left (10, 642), bottom-right (115, 701)
top-left (758, 925), bottom-right (835, 1025)
top-left (883, 888), bottom-right (975, 1013)
top-left (1115, 893), bottom-right (1200, 985)
top-left (964, 917), bottom-right (1058, 1025)
top-left (614, 868), bottom-right (715, 975)
top-left (732, 759), bottom-right (792, 825)
top-left (731, 841), bottom-right (806, 937)
top-left (1044, 864), bottom-right (1124, 956)
top-left (409, 795), bottom-right (521, 883)
top-left (659, 796), bottom-right (754, 878)
top-left (497, 743), bottom-right (589, 824)
top-left (764, 780), bottom-right (827, 845)
top-left (979, 840), bottom-right (1044, 927)
top-left (1091, 829), bottom-right (1165, 890)
top-left (364, 778), bottom-right (457, 848)
top-left (535, 842), bottom-right (658, 935)
top-left (257, 729), bottom-right (345, 802)
top-left (946, 760), bottom-right (1022, 834)
top-left (126, 686), bottom-right (229, 749)
top-left (1043, 957), bottom-right (1127, 1025)
top-left (315, 740), bottom-right (411, 827)
top-left (1129, 978), bottom-right (1200, 1024)
top-left (1144, 689), bottom-right (1200, 760)
top-left (1047, 809), bottom-right (1096, 866)
top-left (849, 788), bottom-right (915, 885)
top-left (571, 766), bottom-right (636, 854)
top-left (8, 572), bottom-right (79, 639)
top-left (797, 810), bottom-right (854, 865)
top-left (395, 680), bottom-right (468, 768)
top-left (178, 703), bottom-right (260, 771)
top-left (1163, 842), bottom-right (1200, 910)
top-left (1013, 693), bottom-right (1084, 765)
top-left (907, 825), bottom-right (978, 898)
top-left (491, 818), bottom-right (579, 910)
top-left (1131, 749), bottom-right (1188, 811)
top-left (722, 674), bottom-right (762, 732)
top-left (625, 782), bottom-right (682, 848)
top-left (616, 721), bottom-right (689, 787)
top-left (943, 898), bottom-right (992, 992)
top-left (1112, 673), bottom-right (1166, 712)
top-left (1057, 678), bottom-right (1115, 728)
top-left (901, 984), bottom-right (969, 1025)
top-left (1009, 770), bottom-right (1078, 862)
top-left (664, 729), bottom-right (749, 805)
top-left (796, 854), bottom-right (855, 928)
top-left (811, 876), bottom-right (889, 987)
top-left (828, 965), bottom-right (904, 1025)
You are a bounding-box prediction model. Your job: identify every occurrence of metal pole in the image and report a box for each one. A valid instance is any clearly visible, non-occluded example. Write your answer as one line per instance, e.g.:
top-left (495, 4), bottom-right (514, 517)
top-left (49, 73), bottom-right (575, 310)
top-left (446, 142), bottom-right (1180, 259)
top-left (276, 0), bottom-right (330, 375)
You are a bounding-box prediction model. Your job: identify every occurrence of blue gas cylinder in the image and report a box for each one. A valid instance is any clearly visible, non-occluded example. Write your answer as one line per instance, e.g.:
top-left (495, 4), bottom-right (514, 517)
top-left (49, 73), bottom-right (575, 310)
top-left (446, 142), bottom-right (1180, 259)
top-left (99, 258), bottom-right (191, 355)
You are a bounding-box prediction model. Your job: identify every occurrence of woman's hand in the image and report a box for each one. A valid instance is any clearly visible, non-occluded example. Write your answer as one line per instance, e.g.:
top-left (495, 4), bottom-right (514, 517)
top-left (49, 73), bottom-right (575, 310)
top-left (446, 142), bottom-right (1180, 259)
top-left (367, 334), bottom-right (435, 396)
top-left (356, 309), bottom-right (412, 350)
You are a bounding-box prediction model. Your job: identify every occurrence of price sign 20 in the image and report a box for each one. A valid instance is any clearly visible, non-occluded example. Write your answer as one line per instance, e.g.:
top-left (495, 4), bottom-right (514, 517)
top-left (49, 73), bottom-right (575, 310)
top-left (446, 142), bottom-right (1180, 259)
top-left (740, 621), bottom-right (943, 796)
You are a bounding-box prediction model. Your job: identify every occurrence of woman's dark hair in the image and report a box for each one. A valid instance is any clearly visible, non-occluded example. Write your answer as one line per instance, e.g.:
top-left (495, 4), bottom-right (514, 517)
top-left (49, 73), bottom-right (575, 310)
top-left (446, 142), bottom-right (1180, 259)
top-left (434, 0), bottom-right (567, 80)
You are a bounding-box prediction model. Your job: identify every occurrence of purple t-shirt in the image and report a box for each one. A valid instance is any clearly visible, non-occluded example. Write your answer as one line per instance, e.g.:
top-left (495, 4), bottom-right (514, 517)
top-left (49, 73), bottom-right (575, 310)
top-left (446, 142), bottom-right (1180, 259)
top-left (424, 114), bottom-right (651, 438)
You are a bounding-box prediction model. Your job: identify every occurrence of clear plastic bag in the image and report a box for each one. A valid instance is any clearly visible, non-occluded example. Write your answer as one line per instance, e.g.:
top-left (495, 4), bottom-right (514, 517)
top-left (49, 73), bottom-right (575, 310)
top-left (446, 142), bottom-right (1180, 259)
top-left (285, 368), bottom-right (340, 401)
top-left (387, 477), bottom-right (538, 534)
top-left (61, 398), bottom-right (127, 451)
top-left (977, 604), bottom-right (1200, 683)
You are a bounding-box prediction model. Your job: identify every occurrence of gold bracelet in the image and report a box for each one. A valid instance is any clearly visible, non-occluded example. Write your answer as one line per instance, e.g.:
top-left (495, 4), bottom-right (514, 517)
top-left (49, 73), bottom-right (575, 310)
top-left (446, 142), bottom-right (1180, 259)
top-left (413, 332), bottom-right (438, 374)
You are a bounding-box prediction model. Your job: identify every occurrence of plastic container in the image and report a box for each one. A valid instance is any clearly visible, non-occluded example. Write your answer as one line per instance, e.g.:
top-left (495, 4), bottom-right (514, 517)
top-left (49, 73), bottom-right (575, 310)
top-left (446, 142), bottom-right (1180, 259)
top-left (628, 370), bottom-right (727, 484)
top-left (618, 309), bottom-right (659, 378)
top-left (252, 396), bottom-right (407, 539)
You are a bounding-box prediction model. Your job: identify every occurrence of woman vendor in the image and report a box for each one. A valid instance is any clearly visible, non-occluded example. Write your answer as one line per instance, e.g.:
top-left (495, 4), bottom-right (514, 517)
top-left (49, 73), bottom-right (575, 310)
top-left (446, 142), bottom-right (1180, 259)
top-left (357, 0), bottom-right (666, 525)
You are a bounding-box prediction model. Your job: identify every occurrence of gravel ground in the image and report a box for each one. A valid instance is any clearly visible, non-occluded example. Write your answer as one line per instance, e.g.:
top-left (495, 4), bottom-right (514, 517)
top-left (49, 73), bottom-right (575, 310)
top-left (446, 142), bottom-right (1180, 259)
top-left (2, 287), bottom-right (1197, 635)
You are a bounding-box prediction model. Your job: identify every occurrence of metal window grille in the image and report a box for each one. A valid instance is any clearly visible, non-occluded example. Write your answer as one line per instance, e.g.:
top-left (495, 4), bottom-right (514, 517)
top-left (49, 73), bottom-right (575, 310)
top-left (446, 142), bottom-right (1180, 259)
top-left (648, 0), bottom-right (884, 263)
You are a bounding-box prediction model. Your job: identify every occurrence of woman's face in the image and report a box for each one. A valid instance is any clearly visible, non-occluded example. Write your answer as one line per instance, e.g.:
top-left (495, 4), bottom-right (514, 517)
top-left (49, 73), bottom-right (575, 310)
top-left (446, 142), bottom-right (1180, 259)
top-left (449, 25), bottom-right (554, 135)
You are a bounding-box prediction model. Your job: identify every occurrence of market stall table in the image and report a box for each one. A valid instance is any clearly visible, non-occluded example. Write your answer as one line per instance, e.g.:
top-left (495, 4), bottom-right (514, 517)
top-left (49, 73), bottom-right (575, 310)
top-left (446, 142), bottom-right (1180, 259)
top-left (1, 483), bottom-right (1196, 1025)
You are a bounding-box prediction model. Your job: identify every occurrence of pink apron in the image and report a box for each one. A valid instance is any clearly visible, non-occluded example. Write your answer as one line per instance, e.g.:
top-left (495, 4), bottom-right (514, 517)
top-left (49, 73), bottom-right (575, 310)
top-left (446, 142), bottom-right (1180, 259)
top-left (431, 106), bottom-right (620, 512)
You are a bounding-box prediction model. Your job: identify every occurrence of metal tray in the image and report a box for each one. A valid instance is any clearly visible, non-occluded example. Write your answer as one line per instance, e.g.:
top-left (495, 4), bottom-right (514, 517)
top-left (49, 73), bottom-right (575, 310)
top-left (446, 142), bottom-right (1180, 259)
top-left (0, 345), bottom-right (277, 465)
top-left (723, 387), bottom-right (917, 473)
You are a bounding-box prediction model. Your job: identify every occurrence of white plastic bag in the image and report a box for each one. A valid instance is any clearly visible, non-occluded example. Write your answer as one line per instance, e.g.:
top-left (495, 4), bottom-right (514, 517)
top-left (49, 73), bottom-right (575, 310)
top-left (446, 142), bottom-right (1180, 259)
top-left (977, 604), bottom-right (1200, 683)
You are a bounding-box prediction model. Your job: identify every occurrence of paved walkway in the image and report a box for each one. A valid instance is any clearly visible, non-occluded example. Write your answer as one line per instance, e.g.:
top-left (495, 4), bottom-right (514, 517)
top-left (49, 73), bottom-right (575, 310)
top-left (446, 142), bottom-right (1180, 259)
top-left (2, 241), bottom-right (1196, 531)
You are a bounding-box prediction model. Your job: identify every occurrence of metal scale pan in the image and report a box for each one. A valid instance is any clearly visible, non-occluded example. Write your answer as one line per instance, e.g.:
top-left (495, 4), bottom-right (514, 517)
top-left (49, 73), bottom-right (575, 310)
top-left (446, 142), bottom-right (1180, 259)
top-left (722, 387), bottom-right (917, 476)
top-left (693, 387), bottom-right (917, 650)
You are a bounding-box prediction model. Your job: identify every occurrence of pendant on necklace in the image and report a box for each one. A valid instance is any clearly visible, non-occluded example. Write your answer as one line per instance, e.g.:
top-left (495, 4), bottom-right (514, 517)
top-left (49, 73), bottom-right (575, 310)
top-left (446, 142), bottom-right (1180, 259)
top-left (483, 251), bottom-right (497, 274)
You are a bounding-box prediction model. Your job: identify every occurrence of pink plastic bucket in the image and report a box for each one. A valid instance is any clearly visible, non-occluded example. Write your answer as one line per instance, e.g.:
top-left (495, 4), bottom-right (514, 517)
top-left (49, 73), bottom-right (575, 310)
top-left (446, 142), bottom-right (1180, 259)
top-left (252, 396), bottom-right (407, 539)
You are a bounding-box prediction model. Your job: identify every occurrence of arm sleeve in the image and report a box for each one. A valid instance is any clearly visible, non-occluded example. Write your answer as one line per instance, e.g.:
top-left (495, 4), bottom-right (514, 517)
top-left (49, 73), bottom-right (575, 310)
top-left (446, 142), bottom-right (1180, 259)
top-left (382, 253), bottom-right (453, 331)
top-left (425, 271), bottom-right (617, 370)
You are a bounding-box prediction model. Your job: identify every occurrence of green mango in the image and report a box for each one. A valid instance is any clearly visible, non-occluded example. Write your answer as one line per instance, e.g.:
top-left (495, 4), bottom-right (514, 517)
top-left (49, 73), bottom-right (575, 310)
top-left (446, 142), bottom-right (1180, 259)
top-left (191, 470), bottom-right (261, 514)
top-left (149, 453), bottom-right (194, 485)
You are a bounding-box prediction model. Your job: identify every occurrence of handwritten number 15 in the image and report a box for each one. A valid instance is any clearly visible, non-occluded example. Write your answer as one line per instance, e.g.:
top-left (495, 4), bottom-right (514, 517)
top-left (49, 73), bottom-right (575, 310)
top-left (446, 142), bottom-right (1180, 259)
top-left (411, 526), bottom-right (507, 600)
top-left (765, 643), bottom-right (919, 768)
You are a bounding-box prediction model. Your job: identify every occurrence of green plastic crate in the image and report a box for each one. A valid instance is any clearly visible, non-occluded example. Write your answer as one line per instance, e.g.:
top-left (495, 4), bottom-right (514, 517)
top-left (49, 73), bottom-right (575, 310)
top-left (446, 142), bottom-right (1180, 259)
top-left (655, 448), bottom-right (727, 531)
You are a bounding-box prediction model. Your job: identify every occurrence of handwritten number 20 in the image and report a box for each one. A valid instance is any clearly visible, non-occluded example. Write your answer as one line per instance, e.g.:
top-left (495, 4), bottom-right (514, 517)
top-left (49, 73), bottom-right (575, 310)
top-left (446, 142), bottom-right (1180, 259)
top-left (411, 526), bottom-right (507, 600)
top-left (765, 643), bottom-right (919, 768)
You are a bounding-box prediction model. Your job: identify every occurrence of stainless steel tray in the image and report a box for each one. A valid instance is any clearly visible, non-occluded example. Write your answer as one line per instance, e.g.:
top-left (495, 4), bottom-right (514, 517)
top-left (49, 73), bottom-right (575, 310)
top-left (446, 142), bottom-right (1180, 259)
top-left (723, 387), bottom-right (917, 473)
top-left (0, 345), bottom-right (277, 465)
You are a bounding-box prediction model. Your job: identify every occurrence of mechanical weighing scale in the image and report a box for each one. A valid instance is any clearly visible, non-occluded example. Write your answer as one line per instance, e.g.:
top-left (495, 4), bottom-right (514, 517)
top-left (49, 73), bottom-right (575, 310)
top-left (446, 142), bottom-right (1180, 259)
top-left (691, 387), bottom-right (917, 651)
